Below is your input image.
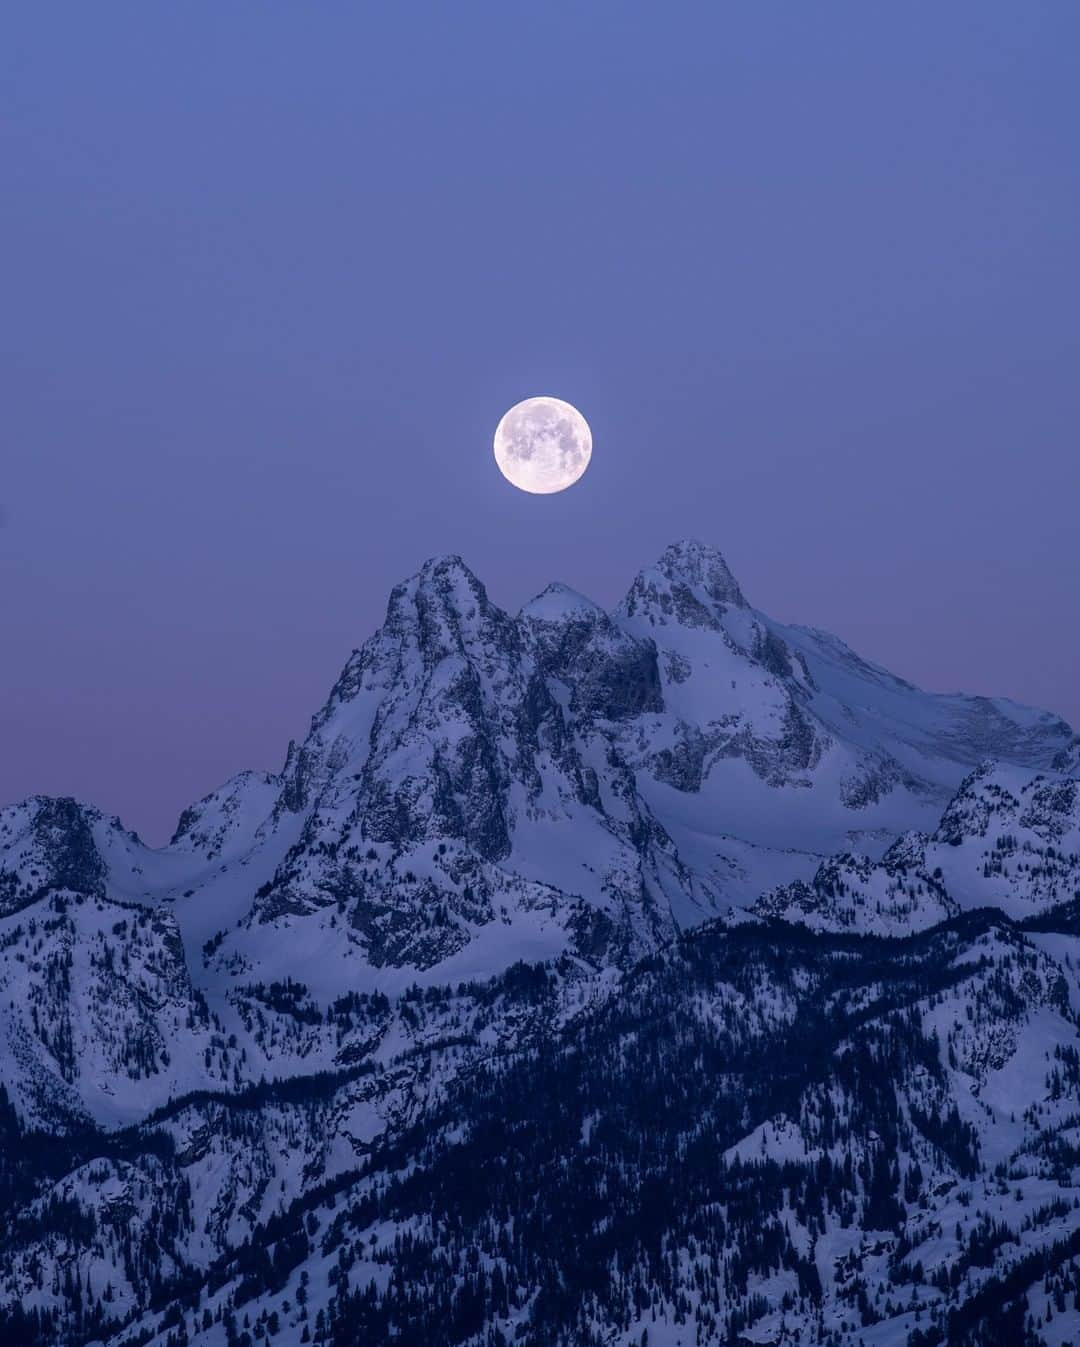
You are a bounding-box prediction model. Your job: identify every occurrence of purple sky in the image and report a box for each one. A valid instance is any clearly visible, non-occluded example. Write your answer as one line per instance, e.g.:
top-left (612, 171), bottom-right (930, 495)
top-left (3, 4), bottom-right (1078, 844)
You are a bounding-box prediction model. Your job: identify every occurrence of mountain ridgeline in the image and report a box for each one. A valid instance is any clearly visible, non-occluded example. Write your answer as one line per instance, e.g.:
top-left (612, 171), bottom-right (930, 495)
top-left (1, 542), bottom-right (1079, 1347)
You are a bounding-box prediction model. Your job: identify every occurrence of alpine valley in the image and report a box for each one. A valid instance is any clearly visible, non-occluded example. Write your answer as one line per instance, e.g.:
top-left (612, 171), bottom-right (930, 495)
top-left (3, 541), bottom-right (1080, 1347)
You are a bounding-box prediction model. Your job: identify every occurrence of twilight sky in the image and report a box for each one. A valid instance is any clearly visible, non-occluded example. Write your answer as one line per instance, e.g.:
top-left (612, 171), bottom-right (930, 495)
top-left (3, 3), bottom-right (1078, 843)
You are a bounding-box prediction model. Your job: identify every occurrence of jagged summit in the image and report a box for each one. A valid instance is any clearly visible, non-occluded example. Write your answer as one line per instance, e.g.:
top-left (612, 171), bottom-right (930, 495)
top-left (654, 538), bottom-right (746, 599)
top-left (415, 552), bottom-right (483, 586)
top-left (375, 556), bottom-right (518, 695)
top-left (617, 538), bottom-right (747, 628)
top-left (379, 553), bottom-right (492, 622)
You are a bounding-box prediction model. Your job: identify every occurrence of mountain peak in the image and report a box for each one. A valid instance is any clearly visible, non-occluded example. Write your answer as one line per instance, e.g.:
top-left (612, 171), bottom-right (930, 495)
top-left (653, 539), bottom-right (746, 606)
top-left (413, 552), bottom-right (487, 595)
top-left (382, 552), bottom-right (496, 637)
top-left (520, 582), bottom-right (605, 624)
top-left (0, 795), bottom-right (108, 915)
top-left (416, 552), bottom-right (475, 578)
top-left (616, 539), bottom-right (746, 628)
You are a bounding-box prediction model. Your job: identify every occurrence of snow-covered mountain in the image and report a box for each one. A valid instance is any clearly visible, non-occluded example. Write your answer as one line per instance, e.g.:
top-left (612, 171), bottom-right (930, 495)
top-left (757, 764), bottom-right (1080, 936)
top-left (1, 541), bottom-right (1078, 1347)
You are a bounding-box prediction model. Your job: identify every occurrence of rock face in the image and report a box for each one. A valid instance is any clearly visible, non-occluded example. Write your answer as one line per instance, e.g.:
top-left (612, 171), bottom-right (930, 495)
top-left (0, 891), bottom-right (215, 1129)
top-left (0, 542), bottom-right (1079, 1347)
top-left (0, 798), bottom-right (107, 915)
top-left (523, 582), bottom-right (664, 723)
top-left (238, 555), bottom-right (692, 976)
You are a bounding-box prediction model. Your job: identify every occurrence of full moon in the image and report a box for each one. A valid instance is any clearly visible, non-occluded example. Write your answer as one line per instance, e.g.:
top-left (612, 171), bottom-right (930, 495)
top-left (493, 396), bottom-right (592, 494)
